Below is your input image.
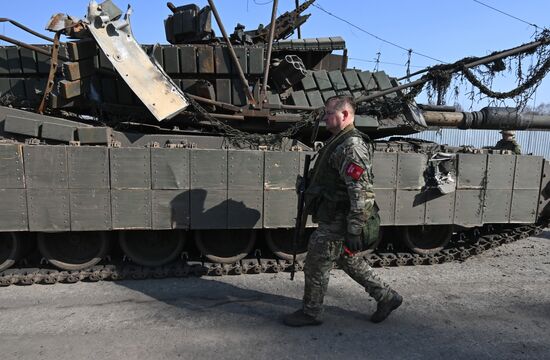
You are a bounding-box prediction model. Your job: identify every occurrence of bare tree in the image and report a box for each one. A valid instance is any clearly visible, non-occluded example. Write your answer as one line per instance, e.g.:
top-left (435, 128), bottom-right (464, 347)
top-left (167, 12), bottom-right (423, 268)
top-left (524, 102), bottom-right (550, 115)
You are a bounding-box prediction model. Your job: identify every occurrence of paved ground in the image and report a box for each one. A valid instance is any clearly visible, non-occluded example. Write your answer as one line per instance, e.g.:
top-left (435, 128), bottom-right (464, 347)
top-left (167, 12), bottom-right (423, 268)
top-left (1, 232), bottom-right (549, 360)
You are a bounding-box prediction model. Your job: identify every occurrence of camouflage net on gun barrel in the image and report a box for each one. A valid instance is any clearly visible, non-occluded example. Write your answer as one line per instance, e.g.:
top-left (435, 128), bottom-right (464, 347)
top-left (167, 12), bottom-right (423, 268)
top-left (403, 29), bottom-right (550, 110)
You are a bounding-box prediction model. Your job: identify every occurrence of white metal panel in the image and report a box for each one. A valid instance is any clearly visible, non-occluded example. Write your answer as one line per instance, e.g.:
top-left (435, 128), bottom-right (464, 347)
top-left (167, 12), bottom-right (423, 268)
top-left (406, 129), bottom-right (550, 159)
top-left (87, 2), bottom-right (188, 120)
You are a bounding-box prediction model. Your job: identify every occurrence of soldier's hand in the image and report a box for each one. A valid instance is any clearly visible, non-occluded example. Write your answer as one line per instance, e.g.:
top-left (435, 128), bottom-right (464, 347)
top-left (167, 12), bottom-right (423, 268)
top-left (345, 233), bottom-right (362, 253)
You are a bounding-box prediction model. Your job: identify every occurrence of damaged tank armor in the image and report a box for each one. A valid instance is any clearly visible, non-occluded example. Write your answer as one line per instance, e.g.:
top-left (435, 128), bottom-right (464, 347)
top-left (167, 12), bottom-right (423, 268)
top-left (0, 0), bottom-right (549, 285)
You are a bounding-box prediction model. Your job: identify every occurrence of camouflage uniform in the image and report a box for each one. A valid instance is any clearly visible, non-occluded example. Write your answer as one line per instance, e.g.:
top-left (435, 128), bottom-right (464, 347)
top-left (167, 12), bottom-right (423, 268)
top-left (302, 124), bottom-right (392, 319)
top-left (494, 139), bottom-right (521, 155)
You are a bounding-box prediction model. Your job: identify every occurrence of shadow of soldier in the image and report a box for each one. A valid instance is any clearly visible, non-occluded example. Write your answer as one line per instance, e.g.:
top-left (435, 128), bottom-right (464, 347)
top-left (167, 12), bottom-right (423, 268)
top-left (168, 188), bottom-right (262, 230)
top-left (115, 276), bottom-right (301, 320)
top-left (169, 188), bottom-right (261, 261)
top-left (114, 275), bottom-right (371, 326)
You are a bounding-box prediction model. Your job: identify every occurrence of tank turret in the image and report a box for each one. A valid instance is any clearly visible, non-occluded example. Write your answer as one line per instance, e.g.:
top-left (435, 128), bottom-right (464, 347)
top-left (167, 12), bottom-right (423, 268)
top-left (2, 0), bottom-right (548, 145)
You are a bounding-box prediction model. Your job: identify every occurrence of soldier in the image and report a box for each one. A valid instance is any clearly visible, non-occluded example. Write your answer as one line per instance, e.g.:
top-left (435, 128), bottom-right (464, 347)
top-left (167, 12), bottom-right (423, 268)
top-left (494, 130), bottom-right (521, 154)
top-left (283, 95), bottom-right (402, 327)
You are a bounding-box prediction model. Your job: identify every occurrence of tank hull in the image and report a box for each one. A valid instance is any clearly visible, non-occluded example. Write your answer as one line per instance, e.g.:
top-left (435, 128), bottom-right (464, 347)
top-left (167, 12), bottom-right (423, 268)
top-left (1, 106), bottom-right (549, 276)
top-left (1, 109), bottom-right (548, 233)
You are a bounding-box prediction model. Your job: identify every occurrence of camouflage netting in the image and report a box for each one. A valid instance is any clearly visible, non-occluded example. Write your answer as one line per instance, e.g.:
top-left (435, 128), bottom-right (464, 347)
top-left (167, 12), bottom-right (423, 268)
top-left (403, 29), bottom-right (550, 110)
top-left (319, 30), bottom-right (550, 126)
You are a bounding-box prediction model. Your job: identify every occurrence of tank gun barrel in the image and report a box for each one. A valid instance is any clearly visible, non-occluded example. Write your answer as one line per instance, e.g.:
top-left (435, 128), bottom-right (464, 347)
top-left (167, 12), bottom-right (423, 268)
top-left (423, 107), bottom-right (550, 130)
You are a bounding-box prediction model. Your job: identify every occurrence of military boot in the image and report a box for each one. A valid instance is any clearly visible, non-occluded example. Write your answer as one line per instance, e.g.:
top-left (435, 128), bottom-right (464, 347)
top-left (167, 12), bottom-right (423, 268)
top-left (283, 309), bottom-right (323, 327)
top-left (370, 290), bottom-right (403, 323)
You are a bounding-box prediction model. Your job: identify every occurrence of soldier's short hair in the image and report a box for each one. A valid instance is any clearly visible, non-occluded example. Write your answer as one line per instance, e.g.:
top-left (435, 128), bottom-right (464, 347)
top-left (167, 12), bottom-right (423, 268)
top-left (325, 95), bottom-right (356, 115)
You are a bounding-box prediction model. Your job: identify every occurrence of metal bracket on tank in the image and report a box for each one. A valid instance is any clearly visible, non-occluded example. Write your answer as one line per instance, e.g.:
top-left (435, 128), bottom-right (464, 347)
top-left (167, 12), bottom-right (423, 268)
top-left (86, 0), bottom-right (189, 121)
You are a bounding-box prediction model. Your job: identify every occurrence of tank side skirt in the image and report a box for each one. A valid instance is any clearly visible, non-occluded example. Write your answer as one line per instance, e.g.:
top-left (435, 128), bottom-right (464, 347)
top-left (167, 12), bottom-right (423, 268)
top-left (2, 140), bottom-right (550, 232)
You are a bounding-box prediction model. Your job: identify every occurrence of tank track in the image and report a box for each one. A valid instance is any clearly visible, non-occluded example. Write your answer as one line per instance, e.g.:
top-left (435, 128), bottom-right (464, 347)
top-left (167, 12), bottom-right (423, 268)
top-left (0, 223), bottom-right (545, 287)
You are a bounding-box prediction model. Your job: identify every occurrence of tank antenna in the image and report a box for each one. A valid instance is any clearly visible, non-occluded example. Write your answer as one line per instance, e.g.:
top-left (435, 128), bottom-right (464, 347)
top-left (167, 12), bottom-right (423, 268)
top-left (295, 0), bottom-right (302, 39)
top-left (207, 0), bottom-right (256, 105)
top-left (261, 0), bottom-right (279, 105)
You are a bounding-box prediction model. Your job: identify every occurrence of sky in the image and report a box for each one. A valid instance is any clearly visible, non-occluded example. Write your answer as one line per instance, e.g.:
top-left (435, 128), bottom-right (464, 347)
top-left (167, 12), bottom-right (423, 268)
top-left (2, 0), bottom-right (550, 110)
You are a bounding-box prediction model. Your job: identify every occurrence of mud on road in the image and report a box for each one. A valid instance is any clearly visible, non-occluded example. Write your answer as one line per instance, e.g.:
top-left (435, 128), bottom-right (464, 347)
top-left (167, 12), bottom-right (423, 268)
top-left (0, 232), bottom-right (549, 360)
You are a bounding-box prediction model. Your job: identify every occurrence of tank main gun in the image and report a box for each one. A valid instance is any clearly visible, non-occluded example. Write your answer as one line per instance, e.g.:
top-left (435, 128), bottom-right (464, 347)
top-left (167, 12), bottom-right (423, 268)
top-left (350, 103), bottom-right (550, 141)
top-left (357, 104), bottom-right (550, 141)
top-left (422, 106), bottom-right (550, 131)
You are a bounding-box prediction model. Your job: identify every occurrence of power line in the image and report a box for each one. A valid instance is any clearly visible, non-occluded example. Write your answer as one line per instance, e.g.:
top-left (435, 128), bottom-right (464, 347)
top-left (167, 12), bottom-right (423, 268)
top-left (473, 0), bottom-right (540, 30)
top-left (373, 52), bottom-right (381, 72)
top-left (349, 57), bottom-right (425, 69)
top-left (311, 2), bottom-right (446, 64)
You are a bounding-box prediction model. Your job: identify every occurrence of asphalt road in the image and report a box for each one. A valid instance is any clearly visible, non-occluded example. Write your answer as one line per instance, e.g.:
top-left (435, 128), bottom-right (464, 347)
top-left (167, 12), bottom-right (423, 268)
top-left (1, 232), bottom-right (549, 360)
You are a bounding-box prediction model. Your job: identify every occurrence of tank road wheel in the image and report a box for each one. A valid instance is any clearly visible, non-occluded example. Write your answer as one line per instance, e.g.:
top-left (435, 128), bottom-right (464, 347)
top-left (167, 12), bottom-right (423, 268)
top-left (38, 232), bottom-right (110, 271)
top-left (195, 230), bottom-right (256, 264)
top-left (0, 233), bottom-right (22, 272)
top-left (401, 225), bottom-right (453, 255)
top-left (119, 230), bottom-right (186, 267)
top-left (265, 229), bottom-right (309, 261)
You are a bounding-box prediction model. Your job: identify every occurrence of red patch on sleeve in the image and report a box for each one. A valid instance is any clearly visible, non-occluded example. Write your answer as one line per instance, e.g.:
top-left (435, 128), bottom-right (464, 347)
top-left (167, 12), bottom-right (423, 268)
top-left (345, 162), bottom-right (364, 180)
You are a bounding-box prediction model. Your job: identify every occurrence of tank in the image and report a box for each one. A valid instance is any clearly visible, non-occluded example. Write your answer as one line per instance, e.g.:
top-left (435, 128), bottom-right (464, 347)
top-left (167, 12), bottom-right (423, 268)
top-left (0, 0), bottom-right (549, 285)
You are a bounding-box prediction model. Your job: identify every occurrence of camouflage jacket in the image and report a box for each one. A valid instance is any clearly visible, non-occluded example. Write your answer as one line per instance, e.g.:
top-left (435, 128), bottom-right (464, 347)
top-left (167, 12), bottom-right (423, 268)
top-left (494, 139), bottom-right (521, 155)
top-left (305, 124), bottom-right (376, 236)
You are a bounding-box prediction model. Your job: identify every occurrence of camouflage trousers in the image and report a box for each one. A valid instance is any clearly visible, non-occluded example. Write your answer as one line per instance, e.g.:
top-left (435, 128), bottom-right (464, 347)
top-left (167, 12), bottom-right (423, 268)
top-left (303, 219), bottom-right (392, 318)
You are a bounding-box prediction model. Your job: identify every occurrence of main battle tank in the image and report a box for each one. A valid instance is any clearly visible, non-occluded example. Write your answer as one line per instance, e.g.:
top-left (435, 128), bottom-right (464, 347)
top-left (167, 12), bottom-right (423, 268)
top-left (0, 0), bottom-right (549, 284)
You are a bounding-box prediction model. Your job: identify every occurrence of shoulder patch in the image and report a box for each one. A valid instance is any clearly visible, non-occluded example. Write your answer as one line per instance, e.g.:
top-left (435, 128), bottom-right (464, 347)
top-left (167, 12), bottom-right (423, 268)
top-left (345, 162), bottom-right (364, 180)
